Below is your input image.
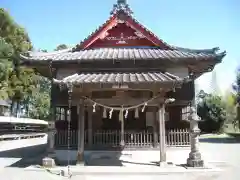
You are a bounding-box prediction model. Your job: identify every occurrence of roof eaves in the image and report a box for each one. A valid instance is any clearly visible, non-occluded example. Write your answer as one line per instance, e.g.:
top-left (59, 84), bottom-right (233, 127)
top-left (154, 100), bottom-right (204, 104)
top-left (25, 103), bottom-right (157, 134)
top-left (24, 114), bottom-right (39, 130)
top-left (215, 51), bottom-right (227, 62)
top-left (28, 48), bottom-right (73, 56)
top-left (52, 71), bottom-right (187, 85)
top-left (0, 100), bottom-right (11, 107)
top-left (172, 46), bottom-right (222, 54)
top-left (19, 54), bottom-right (52, 65)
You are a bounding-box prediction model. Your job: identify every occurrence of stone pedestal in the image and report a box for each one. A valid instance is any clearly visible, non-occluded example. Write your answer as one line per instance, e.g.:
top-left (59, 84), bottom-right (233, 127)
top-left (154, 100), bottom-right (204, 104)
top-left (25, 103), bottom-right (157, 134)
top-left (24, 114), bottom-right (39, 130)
top-left (187, 152), bottom-right (204, 167)
top-left (187, 107), bottom-right (204, 167)
top-left (187, 130), bottom-right (204, 167)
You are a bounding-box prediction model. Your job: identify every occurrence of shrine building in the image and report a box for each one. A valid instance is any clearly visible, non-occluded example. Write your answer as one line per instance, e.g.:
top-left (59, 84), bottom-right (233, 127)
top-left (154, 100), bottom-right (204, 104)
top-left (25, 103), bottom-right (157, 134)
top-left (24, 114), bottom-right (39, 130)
top-left (20, 0), bottom-right (226, 167)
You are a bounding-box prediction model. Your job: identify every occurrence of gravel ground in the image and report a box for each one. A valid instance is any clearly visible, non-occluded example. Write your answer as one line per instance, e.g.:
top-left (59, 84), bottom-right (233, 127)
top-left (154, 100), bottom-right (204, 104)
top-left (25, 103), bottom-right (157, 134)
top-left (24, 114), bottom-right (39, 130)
top-left (0, 139), bottom-right (239, 180)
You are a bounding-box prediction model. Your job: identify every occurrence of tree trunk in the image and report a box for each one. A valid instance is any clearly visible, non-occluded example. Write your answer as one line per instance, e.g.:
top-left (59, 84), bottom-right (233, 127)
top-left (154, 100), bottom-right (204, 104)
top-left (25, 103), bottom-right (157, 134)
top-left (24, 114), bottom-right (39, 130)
top-left (10, 101), bottom-right (14, 116)
top-left (237, 105), bottom-right (240, 130)
top-left (16, 101), bottom-right (20, 117)
top-left (10, 101), bottom-right (18, 117)
top-left (25, 98), bottom-right (30, 117)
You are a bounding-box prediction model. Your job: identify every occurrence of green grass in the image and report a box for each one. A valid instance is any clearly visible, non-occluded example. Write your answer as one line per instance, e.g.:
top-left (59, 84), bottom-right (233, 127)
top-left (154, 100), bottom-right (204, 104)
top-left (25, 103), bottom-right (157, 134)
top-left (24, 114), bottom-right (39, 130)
top-left (226, 132), bottom-right (240, 139)
top-left (223, 123), bottom-right (240, 133)
top-left (199, 133), bottom-right (231, 139)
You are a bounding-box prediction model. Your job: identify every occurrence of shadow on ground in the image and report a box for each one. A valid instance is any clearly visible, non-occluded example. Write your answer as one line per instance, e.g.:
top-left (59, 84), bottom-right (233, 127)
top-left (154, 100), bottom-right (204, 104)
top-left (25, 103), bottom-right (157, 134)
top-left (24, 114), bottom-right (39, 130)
top-left (199, 137), bottom-right (240, 144)
top-left (56, 152), bottom-right (163, 167)
top-left (54, 151), bottom-right (124, 166)
top-left (0, 144), bottom-right (47, 168)
top-left (84, 152), bottom-right (124, 166)
top-left (57, 159), bottom-right (164, 167)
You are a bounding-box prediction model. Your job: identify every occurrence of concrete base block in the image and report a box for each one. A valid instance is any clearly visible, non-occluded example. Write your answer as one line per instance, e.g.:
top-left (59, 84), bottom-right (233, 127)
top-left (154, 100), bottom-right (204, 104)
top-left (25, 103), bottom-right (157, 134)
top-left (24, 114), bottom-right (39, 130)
top-left (187, 158), bottom-right (204, 167)
top-left (76, 151), bottom-right (85, 166)
top-left (187, 151), bottom-right (204, 167)
top-left (42, 157), bottom-right (56, 168)
top-left (158, 161), bottom-right (168, 167)
top-left (76, 161), bottom-right (85, 166)
top-left (59, 169), bottom-right (72, 178)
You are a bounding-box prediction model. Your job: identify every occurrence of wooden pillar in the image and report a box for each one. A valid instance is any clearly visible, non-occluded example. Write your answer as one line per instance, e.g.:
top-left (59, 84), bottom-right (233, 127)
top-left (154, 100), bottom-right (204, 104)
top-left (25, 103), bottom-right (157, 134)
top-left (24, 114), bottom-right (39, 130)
top-left (120, 111), bottom-right (125, 147)
top-left (77, 100), bottom-right (85, 165)
top-left (162, 105), bottom-right (166, 161)
top-left (158, 104), bottom-right (166, 165)
top-left (87, 106), bottom-right (93, 146)
top-left (65, 85), bottom-right (73, 167)
top-left (153, 107), bottom-right (158, 147)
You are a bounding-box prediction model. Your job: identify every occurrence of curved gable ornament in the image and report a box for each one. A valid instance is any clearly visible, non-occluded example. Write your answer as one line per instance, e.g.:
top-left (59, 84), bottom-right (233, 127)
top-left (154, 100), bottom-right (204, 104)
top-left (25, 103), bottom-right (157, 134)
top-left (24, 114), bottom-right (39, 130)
top-left (111, 0), bottom-right (133, 16)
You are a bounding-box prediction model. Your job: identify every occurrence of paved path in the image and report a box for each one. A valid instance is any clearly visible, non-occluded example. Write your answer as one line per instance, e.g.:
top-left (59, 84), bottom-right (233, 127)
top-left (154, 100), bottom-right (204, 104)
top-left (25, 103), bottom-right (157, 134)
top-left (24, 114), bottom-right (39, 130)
top-left (0, 139), bottom-right (239, 180)
top-left (0, 168), bottom-right (236, 180)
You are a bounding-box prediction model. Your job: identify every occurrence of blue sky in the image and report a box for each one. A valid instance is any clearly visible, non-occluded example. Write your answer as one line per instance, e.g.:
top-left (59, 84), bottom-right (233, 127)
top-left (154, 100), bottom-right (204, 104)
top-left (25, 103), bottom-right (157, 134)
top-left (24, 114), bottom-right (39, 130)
top-left (1, 0), bottom-right (239, 94)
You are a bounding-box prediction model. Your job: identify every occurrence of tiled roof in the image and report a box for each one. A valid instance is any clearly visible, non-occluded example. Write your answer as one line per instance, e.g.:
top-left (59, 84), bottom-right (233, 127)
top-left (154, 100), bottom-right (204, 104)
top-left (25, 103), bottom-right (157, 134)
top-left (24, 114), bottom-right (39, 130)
top-left (20, 48), bottom-right (225, 62)
top-left (173, 46), bottom-right (221, 54)
top-left (53, 71), bottom-right (185, 85)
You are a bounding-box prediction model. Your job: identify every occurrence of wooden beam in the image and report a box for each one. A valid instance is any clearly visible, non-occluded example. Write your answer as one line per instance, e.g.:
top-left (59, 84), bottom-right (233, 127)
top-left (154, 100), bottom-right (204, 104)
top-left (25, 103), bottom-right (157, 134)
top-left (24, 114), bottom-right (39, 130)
top-left (158, 104), bottom-right (166, 165)
top-left (87, 106), bottom-right (93, 146)
top-left (77, 100), bottom-right (85, 165)
top-left (67, 83), bottom-right (181, 92)
top-left (153, 109), bottom-right (158, 147)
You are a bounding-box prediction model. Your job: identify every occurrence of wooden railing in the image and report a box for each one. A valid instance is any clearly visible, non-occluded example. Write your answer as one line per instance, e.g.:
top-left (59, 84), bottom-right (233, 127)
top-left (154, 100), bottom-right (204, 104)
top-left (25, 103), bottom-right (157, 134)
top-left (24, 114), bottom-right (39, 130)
top-left (93, 130), bottom-right (154, 147)
top-left (55, 129), bottom-right (190, 149)
top-left (165, 129), bottom-right (190, 146)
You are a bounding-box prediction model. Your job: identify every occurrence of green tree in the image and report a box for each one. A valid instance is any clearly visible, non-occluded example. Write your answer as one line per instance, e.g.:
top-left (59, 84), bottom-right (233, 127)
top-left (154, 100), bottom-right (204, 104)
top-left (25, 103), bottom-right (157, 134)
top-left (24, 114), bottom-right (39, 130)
top-left (27, 76), bottom-right (51, 120)
top-left (0, 8), bottom-right (38, 116)
top-left (0, 37), bottom-right (13, 57)
top-left (197, 91), bottom-right (227, 133)
top-left (0, 8), bottom-right (53, 119)
top-left (0, 38), bottom-right (13, 99)
top-left (233, 68), bottom-right (240, 129)
top-left (222, 91), bottom-right (237, 130)
top-left (22, 49), bottom-right (51, 119)
top-left (23, 50), bottom-right (51, 120)
top-left (55, 44), bottom-right (68, 51)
